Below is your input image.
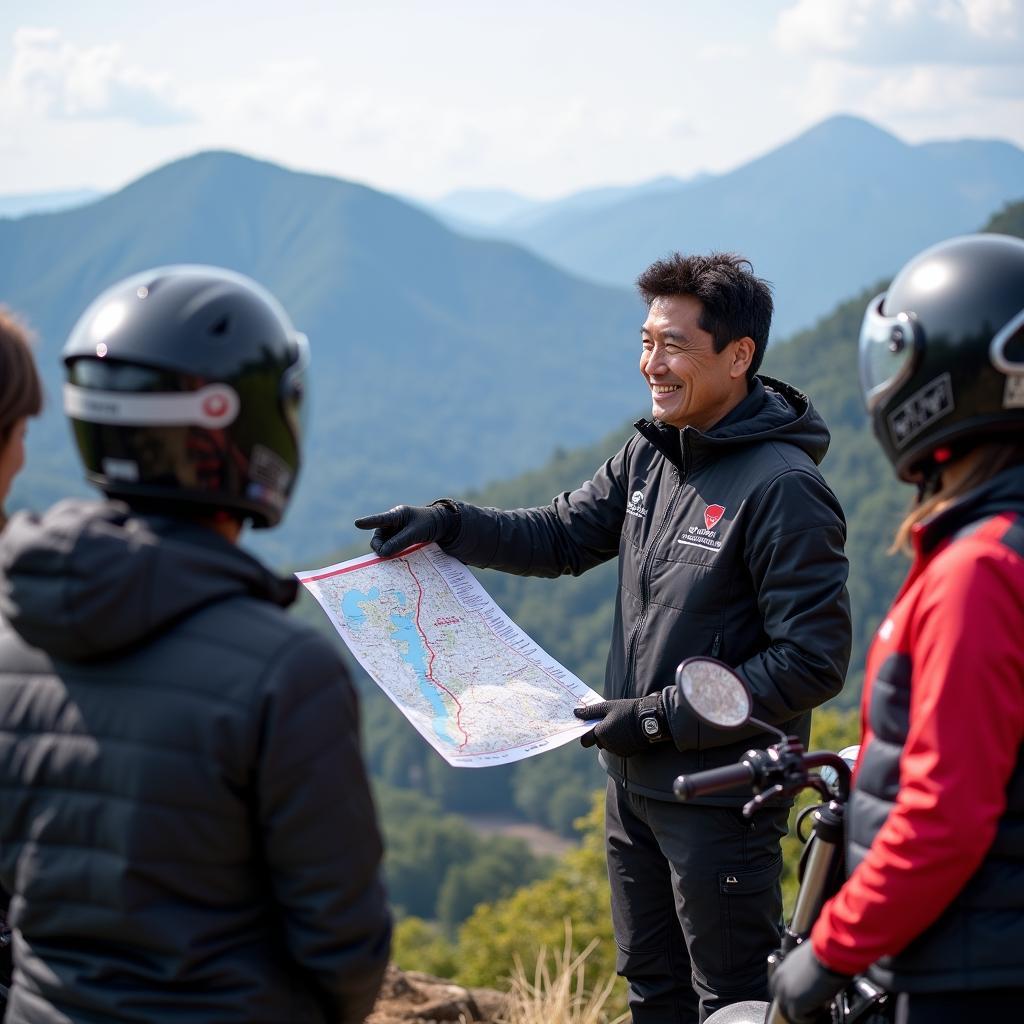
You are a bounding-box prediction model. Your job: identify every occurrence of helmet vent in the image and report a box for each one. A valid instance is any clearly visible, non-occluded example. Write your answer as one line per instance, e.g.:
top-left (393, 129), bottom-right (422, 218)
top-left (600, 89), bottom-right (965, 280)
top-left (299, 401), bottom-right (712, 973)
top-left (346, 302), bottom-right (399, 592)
top-left (209, 316), bottom-right (230, 337)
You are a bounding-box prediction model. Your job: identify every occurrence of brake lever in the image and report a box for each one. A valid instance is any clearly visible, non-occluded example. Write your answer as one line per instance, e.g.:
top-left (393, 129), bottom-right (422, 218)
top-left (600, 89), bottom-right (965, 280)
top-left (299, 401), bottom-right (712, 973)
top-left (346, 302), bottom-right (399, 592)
top-left (742, 783), bottom-right (785, 817)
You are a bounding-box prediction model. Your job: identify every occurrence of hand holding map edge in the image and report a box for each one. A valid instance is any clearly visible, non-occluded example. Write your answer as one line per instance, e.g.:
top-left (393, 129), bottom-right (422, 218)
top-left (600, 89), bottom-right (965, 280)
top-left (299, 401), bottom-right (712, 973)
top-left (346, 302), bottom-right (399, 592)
top-left (574, 696), bottom-right (668, 757)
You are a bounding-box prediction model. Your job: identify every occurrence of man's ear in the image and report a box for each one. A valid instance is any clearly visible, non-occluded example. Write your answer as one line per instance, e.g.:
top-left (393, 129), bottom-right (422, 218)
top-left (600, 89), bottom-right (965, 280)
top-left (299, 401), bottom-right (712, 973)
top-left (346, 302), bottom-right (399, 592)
top-left (730, 337), bottom-right (755, 380)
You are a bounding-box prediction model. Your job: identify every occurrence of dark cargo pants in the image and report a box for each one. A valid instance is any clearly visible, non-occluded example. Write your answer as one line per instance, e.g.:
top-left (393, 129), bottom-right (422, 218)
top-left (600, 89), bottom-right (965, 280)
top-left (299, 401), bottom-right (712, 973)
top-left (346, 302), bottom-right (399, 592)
top-left (605, 778), bottom-right (788, 1023)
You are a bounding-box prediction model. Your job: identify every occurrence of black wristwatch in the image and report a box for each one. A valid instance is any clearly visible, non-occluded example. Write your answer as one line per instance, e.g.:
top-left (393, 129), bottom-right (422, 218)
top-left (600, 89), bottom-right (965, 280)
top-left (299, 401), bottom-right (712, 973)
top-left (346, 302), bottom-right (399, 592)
top-left (637, 693), bottom-right (666, 743)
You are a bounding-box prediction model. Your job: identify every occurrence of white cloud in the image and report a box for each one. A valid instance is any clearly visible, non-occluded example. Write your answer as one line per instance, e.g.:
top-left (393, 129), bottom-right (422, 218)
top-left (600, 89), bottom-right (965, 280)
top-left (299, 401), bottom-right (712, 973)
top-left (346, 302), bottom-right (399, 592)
top-left (784, 56), bottom-right (1024, 145)
top-left (776, 0), bottom-right (1024, 65)
top-left (207, 59), bottom-right (330, 131)
top-left (181, 63), bottom-right (702, 196)
top-left (773, 1), bottom-right (1024, 146)
top-left (1, 26), bottom-right (194, 125)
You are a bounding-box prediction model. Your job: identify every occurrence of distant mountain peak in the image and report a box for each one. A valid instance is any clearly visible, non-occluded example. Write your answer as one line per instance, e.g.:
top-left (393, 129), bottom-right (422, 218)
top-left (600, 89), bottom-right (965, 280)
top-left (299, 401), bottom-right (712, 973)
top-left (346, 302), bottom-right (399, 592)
top-left (788, 113), bottom-right (903, 150)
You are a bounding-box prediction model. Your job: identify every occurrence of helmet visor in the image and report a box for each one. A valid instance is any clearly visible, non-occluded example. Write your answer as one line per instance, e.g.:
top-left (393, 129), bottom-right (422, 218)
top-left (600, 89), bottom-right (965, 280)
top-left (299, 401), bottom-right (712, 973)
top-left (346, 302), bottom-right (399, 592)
top-left (859, 294), bottom-right (922, 411)
top-left (281, 331), bottom-right (309, 439)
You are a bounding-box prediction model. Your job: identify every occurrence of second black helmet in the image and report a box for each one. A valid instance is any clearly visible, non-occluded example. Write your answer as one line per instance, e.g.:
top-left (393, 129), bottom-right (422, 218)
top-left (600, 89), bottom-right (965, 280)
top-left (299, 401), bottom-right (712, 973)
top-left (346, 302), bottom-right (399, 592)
top-left (859, 233), bottom-right (1024, 482)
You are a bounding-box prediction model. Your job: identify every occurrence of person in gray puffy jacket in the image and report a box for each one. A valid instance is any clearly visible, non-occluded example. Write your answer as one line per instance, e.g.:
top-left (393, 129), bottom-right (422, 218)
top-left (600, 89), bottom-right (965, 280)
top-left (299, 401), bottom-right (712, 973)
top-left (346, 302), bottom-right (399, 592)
top-left (0, 266), bottom-right (391, 1024)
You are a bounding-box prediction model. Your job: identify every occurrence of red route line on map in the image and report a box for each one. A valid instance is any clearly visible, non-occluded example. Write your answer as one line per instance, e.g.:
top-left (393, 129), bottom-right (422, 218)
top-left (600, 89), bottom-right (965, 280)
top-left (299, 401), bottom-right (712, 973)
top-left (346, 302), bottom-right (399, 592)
top-left (298, 543), bottom-right (430, 582)
top-left (402, 557), bottom-right (471, 752)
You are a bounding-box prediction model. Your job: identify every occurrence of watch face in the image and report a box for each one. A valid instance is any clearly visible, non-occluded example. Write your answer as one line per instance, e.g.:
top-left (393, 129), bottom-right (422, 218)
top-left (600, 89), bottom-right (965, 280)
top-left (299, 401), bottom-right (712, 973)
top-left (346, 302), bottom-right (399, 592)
top-left (642, 716), bottom-right (661, 737)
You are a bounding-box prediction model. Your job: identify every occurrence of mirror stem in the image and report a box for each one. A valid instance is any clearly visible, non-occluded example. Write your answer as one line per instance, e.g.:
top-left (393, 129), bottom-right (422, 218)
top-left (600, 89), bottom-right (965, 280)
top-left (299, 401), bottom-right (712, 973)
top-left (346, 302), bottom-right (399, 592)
top-left (748, 715), bottom-right (789, 742)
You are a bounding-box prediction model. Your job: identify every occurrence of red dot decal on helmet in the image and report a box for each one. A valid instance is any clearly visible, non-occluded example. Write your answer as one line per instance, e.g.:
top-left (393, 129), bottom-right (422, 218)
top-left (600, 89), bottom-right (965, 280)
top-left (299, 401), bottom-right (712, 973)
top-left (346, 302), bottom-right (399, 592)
top-left (194, 385), bottom-right (240, 428)
top-left (203, 393), bottom-right (229, 418)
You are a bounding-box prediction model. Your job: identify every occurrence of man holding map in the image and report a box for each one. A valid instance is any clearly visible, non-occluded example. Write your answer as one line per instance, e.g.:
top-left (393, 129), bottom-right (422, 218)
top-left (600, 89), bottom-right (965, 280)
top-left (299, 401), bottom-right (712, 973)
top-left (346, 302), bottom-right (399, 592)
top-left (357, 251), bottom-right (851, 1023)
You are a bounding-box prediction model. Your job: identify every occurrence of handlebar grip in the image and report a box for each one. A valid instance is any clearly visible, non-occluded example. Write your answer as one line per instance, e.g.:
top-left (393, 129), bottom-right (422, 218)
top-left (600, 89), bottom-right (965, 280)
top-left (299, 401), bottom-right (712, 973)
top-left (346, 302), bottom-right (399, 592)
top-left (673, 762), bottom-right (755, 801)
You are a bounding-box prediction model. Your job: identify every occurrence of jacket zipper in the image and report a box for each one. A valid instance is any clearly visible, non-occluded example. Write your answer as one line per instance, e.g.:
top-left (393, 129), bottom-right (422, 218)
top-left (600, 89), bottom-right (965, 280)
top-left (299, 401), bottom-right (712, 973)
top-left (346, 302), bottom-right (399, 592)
top-left (620, 440), bottom-right (689, 703)
top-left (711, 630), bottom-right (722, 658)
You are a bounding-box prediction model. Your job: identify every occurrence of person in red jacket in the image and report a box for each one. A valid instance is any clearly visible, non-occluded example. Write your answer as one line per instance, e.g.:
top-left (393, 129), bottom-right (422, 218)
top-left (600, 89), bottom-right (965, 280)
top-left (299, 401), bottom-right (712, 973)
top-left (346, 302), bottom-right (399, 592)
top-left (770, 232), bottom-right (1024, 1023)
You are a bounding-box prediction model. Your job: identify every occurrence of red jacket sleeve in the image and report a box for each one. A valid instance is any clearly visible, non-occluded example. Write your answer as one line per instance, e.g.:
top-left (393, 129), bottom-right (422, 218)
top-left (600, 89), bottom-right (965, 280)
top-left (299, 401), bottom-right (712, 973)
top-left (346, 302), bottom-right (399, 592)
top-left (811, 534), bottom-right (1024, 975)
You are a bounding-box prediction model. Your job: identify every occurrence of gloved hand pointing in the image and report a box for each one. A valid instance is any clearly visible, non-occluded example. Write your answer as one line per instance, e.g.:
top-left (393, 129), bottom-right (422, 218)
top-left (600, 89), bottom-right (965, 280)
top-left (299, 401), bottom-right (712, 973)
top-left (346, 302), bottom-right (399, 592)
top-left (354, 502), bottom-right (459, 558)
top-left (573, 694), bottom-right (668, 758)
top-left (768, 939), bottom-right (851, 1024)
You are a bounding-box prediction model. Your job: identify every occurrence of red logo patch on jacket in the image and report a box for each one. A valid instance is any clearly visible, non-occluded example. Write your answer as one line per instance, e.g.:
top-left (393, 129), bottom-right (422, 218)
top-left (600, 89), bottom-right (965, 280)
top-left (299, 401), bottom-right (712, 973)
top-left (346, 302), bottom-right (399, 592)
top-left (704, 504), bottom-right (726, 530)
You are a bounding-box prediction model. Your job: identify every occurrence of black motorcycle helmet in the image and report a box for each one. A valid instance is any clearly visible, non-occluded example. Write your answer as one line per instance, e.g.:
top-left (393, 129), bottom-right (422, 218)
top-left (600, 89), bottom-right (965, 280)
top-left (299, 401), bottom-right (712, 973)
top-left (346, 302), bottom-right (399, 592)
top-left (63, 265), bottom-right (308, 528)
top-left (859, 233), bottom-right (1024, 483)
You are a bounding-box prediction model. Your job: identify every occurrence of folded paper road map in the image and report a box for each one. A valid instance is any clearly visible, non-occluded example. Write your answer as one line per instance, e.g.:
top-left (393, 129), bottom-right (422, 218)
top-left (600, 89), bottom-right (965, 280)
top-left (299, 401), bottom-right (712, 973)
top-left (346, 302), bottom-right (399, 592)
top-left (297, 542), bottom-right (603, 767)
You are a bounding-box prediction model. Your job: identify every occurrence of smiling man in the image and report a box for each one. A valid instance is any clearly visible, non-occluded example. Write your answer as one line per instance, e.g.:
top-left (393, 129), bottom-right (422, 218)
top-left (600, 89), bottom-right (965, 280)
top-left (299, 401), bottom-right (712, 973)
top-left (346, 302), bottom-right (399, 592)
top-left (356, 251), bottom-right (851, 1023)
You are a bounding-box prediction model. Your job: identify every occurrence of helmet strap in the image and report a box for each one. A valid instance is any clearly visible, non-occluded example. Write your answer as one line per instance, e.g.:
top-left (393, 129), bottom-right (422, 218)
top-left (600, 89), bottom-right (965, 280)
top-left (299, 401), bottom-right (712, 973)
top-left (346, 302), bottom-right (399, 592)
top-left (915, 447), bottom-right (955, 502)
top-left (915, 441), bottom-right (974, 503)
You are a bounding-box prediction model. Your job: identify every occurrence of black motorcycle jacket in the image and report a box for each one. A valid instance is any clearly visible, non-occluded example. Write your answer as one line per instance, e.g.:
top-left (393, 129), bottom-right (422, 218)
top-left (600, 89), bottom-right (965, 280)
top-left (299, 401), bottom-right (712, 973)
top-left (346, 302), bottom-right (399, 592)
top-left (444, 377), bottom-right (852, 801)
top-left (0, 499), bottom-right (391, 1024)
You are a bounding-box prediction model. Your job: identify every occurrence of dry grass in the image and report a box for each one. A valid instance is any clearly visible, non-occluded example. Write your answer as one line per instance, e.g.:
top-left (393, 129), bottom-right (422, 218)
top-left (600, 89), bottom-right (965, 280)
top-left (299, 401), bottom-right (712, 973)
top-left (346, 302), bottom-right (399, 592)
top-left (498, 921), bottom-right (628, 1024)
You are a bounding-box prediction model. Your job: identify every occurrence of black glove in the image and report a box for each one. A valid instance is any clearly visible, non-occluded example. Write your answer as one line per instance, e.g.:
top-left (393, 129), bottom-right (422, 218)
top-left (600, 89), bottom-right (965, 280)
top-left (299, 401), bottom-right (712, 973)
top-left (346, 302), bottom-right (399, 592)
top-left (573, 694), bottom-right (667, 758)
top-left (354, 502), bottom-right (459, 558)
top-left (769, 940), bottom-right (851, 1024)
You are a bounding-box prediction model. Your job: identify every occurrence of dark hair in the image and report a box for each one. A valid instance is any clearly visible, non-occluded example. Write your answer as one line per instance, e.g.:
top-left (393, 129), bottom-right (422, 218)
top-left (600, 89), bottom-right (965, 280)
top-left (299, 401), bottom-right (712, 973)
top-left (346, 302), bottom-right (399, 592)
top-left (636, 252), bottom-right (774, 379)
top-left (0, 308), bottom-right (43, 442)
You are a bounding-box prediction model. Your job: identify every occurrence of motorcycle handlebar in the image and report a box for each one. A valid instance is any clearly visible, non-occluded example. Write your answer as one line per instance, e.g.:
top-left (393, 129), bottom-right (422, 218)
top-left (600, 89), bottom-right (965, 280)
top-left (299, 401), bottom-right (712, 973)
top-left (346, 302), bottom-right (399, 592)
top-left (673, 762), bottom-right (755, 801)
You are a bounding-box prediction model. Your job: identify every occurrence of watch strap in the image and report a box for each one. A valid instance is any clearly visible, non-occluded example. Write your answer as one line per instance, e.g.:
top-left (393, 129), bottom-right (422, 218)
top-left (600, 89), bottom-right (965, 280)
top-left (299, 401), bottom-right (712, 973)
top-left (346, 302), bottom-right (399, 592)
top-left (637, 692), bottom-right (666, 742)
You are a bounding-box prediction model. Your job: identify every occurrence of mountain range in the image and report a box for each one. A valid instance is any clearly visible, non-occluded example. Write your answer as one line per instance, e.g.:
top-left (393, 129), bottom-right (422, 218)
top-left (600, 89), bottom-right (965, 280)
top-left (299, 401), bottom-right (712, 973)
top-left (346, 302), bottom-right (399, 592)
top-left (4, 119), bottom-right (1021, 567)
top-left (426, 115), bottom-right (1024, 336)
top-left (0, 151), bottom-right (643, 564)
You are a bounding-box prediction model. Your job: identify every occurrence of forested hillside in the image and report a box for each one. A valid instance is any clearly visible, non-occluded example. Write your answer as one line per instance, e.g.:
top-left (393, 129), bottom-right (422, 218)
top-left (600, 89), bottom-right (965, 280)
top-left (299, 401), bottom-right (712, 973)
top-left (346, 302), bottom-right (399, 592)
top-left (988, 198), bottom-right (1024, 237)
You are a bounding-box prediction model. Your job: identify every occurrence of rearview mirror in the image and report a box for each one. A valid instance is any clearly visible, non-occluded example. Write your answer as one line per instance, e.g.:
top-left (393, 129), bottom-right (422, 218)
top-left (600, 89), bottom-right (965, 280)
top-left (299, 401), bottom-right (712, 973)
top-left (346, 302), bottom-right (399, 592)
top-left (675, 657), bottom-right (787, 740)
top-left (675, 657), bottom-right (751, 729)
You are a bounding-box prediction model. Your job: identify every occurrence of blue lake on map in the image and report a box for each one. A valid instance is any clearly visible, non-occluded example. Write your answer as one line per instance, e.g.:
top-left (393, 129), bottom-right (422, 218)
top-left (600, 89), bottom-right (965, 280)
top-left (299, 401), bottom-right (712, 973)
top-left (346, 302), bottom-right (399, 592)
top-left (342, 587), bottom-right (455, 743)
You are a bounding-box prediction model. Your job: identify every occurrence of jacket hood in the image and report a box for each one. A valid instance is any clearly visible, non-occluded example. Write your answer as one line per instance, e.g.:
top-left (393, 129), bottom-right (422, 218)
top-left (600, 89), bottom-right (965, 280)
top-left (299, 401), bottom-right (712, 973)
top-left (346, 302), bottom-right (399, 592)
top-left (917, 462), bottom-right (1024, 553)
top-left (636, 376), bottom-right (832, 469)
top-left (0, 499), bottom-right (297, 662)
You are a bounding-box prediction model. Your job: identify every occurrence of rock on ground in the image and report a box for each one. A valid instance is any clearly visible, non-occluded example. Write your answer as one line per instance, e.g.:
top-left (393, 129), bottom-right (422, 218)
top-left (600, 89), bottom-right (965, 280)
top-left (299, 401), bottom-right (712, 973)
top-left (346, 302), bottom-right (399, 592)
top-left (367, 965), bottom-right (508, 1023)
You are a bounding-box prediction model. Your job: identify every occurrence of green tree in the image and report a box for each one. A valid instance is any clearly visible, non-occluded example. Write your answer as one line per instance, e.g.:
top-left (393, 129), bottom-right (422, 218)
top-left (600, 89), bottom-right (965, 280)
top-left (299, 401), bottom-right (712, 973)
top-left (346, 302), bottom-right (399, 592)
top-left (984, 197), bottom-right (1024, 237)
top-left (513, 743), bottom-right (604, 836)
top-left (391, 916), bottom-right (458, 978)
top-left (376, 782), bottom-right (551, 927)
top-left (454, 793), bottom-right (624, 1012)
top-left (437, 842), bottom-right (550, 931)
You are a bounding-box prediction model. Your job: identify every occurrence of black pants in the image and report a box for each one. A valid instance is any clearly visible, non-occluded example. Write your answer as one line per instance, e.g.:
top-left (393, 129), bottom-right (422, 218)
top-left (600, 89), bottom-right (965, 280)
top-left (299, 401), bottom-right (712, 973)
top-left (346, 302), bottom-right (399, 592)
top-left (895, 989), bottom-right (1024, 1022)
top-left (605, 779), bottom-right (788, 1024)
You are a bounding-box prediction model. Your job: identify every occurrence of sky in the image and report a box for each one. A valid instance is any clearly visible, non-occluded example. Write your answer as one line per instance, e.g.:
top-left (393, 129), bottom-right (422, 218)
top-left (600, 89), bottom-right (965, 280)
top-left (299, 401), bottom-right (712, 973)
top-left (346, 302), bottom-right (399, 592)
top-left (1, 0), bottom-right (1022, 202)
